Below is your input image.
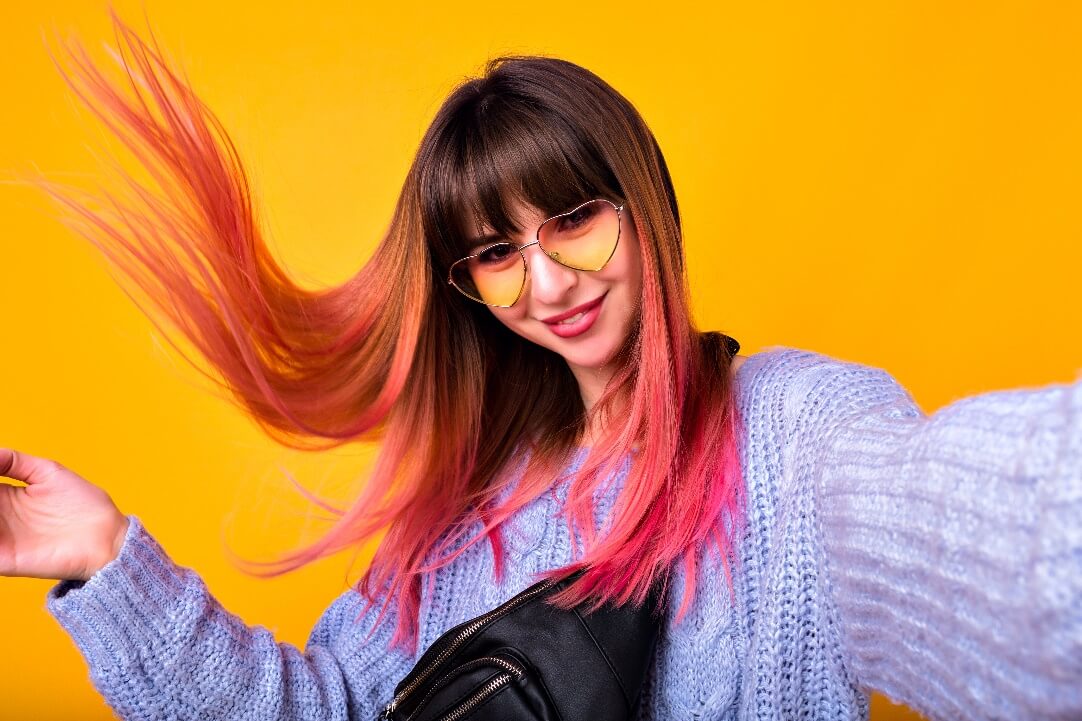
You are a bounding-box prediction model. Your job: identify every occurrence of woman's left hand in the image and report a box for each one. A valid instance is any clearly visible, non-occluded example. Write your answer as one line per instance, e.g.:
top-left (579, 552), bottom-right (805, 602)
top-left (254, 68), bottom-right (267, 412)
top-left (0, 448), bottom-right (129, 582)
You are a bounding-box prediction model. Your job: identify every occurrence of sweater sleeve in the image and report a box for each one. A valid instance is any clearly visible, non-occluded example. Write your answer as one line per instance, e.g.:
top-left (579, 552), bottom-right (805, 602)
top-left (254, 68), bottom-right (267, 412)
top-left (45, 515), bottom-right (415, 720)
top-left (812, 360), bottom-right (1082, 720)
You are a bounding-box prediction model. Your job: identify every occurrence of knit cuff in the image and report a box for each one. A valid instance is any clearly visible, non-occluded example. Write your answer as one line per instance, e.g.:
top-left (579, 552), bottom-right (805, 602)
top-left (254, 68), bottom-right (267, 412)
top-left (45, 514), bottom-right (194, 672)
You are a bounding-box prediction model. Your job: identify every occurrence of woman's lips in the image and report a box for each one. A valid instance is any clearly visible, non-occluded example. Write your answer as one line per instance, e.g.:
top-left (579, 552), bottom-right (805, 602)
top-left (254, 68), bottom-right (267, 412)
top-left (541, 293), bottom-right (607, 323)
top-left (541, 293), bottom-right (606, 338)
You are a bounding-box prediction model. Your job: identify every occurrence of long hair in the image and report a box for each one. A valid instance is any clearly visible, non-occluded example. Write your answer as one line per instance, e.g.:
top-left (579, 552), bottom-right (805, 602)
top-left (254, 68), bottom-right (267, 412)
top-left (36, 10), bottom-right (747, 652)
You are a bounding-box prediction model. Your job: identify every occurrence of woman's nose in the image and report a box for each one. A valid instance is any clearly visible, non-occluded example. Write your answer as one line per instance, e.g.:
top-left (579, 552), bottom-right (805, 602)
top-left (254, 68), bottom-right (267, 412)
top-left (521, 243), bottom-right (578, 305)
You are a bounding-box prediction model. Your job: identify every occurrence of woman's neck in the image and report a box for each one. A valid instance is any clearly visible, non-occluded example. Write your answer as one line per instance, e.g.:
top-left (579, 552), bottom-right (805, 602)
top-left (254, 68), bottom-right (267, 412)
top-left (569, 361), bottom-right (616, 414)
top-left (579, 384), bottom-right (630, 447)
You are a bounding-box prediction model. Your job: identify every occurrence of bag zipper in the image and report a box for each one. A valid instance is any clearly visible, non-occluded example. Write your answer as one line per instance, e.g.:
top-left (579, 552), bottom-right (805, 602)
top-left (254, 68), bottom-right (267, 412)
top-left (437, 671), bottom-right (516, 721)
top-left (404, 655), bottom-right (525, 721)
top-left (380, 575), bottom-right (561, 719)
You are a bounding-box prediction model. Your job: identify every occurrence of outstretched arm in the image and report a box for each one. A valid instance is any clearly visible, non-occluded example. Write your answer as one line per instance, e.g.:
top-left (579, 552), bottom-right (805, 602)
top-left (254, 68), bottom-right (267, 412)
top-left (0, 448), bottom-right (412, 720)
top-left (46, 515), bottom-right (413, 720)
top-left (814, 363), bottom-right (1081, 720)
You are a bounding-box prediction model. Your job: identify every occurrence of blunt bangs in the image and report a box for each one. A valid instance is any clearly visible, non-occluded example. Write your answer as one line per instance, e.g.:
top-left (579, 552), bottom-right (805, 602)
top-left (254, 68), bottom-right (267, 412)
top-left (420, 82), bottom-right (625, 272)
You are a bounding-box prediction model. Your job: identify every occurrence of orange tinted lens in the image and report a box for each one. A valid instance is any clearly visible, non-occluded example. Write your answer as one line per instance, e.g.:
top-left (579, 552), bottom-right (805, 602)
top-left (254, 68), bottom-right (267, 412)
top-left (537, 200), bottom-right (619, 271)
top-left (450, 243), bottom-right (525, 305)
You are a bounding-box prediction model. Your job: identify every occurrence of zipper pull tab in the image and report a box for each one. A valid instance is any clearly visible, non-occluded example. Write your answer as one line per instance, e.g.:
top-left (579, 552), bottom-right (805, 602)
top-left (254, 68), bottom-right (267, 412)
top-left (379, 699), bottom-right (396, 720)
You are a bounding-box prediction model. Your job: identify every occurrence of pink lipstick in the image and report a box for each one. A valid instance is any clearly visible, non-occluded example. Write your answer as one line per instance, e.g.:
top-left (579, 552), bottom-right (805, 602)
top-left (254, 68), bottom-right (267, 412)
top-left (541, 292), bottom-right (606, 338)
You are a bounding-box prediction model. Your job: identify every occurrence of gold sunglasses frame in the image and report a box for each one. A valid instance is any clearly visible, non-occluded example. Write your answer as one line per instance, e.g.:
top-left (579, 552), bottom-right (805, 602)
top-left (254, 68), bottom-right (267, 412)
top-left (447, 198), bottom-right (625, 308)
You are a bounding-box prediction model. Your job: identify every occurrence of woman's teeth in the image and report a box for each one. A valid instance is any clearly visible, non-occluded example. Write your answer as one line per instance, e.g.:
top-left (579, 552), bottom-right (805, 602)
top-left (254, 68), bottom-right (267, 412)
top-left (557, 310), bottom-right (587, 325)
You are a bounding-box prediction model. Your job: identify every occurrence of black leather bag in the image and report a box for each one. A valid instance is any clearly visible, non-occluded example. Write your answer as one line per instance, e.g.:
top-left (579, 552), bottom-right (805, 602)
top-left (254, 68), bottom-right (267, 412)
top-left (377, 569), bottom-right (662, 721)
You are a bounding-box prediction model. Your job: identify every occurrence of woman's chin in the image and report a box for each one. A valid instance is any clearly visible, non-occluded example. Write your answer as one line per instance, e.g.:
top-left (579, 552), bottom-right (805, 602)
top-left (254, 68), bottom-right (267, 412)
top-left (560, 346), bottom-right (621, 375)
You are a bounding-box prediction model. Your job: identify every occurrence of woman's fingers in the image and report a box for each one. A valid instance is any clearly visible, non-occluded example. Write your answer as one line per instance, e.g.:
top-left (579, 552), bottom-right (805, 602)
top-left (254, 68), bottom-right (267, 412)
top-left (0, 448), bottom-right (22, 480)
top-left (0, 449), bottom-right (128, 580)
top-left (0, 448), bottom-right (63, 485)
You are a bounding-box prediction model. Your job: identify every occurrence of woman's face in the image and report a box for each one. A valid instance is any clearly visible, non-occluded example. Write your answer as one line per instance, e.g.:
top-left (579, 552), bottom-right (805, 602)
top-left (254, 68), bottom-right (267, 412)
top-left (476, 198), bottom-right (643, 398)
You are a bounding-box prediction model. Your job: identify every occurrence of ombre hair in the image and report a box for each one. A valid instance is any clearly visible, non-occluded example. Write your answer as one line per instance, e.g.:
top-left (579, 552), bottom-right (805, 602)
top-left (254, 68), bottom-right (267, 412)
top-left (38, 11), bottom-right (747, 652)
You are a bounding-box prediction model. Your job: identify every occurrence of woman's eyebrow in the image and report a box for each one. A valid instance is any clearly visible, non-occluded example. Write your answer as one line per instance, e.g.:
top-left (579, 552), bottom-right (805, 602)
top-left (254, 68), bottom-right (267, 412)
top-left (466, 231), bottom-right (508, 250)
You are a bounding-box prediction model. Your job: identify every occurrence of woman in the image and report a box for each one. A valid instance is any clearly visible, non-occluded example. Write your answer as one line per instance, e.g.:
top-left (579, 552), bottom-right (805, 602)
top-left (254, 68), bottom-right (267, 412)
top-left (1, 15), bottom-right (1079, 721)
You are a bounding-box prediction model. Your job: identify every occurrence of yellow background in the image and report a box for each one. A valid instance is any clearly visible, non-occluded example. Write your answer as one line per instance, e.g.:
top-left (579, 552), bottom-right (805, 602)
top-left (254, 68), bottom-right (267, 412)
top-left (2, 2), bottom-right (1081, 719)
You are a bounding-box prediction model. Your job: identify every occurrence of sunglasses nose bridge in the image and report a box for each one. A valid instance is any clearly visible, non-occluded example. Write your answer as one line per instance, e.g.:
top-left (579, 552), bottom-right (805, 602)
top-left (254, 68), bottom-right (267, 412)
top-left (519, 238), bottom-right (542, 254)
top-left (519, 238), bottom-right (568, 272)
top-left (520, 240), bottom-right (580, 305)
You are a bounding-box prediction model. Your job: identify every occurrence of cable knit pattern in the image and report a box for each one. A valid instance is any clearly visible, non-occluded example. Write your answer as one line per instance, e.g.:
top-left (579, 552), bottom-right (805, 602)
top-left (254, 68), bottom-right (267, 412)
top-left (44, 346), bottom-right (1082, 720)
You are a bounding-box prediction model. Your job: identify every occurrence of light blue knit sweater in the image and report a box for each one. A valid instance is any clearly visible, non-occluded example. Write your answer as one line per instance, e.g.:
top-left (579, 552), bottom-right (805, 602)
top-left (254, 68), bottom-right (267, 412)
top-left (46, 347), bottom-right (1082, 720)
